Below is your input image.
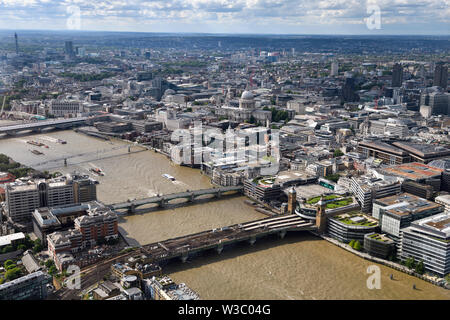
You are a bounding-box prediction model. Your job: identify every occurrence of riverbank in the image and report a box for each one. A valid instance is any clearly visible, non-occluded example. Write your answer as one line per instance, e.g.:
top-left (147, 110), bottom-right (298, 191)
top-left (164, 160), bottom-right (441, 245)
top-left (318, 233), bottom-right (450, 290)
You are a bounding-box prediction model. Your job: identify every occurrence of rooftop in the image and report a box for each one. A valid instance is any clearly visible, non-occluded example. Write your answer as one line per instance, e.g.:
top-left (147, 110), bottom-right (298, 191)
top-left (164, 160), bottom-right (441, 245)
top-left (0, 232), bottom-right (25, 247)
top-left (408, 212), bottom-right (450, 239)
top-left (375, 193), bottom-right (443, 217)
top-left (380, 162), bottom-right (443, 181)
top-left (332, 212), bottom-right (378, 227)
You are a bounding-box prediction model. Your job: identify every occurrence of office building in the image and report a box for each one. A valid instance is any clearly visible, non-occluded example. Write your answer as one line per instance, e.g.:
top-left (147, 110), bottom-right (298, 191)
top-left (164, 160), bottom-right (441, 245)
top-left (50, 100), bottom-right (82, 117)
top-left (327, 212), bottom-right (379, 243)
top-left (65, 41), bottom-right (74, 58)
top-left (6, 174), bottom-right (97, 226)
top-left (379, 162), bottom-right (443, 197)
top-left (401, 212), bottom-right (450, 276)
top-left (0, 232), bottom-right (25, 251)
top-left (428, 158), bottom-right (450, 192)
top-left (330, 61), bottom-right (339, 77)
top-left (392, 141), bottom-right (450, 164)
top-left (0, 271), bottom-right (51, 300)
top-left (433, 62), bottom-right (448, 89)
top-left (364, 233), bottom-right (395, 259)
top-left (392, 63), bottom-right (403, 87)
top-left (357, 140), bottom-right (410, 165)
top-left (142, 276), bottom-right (199, 300)
top-left (435, 195), bottom-right (450, 212)
top-left (32, 202), bottom-right (95, 245)
top-left (372, 193), bottom-right (444, 253)
top-left (244, 177), bottom-right (281, 202)
top-left (420, 92), bottom-right (449, 116)
top-left (350, 174), bottom-right (401, 213)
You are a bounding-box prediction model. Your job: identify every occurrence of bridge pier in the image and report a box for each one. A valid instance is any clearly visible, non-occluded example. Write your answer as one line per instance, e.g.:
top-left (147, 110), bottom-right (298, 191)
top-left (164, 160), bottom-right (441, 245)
top-left (180, 252), bottom-right (189, 263)
top-left (278, 230), bottom-right (287, 239)
top-left (128, 204), bottom-right (136, 214)
top-left (159, 199), bottom-right (167, 208)
top-left (216, 244), bottom-right (224, 254)
top-left (248, 236), bottom-right (256, 246)
top-left (189, 193), bottom-right (195, 202)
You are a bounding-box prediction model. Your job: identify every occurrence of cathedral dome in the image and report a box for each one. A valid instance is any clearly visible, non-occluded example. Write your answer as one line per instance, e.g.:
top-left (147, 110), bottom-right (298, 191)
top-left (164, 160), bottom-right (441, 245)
top-left (241, 90), bottom-right (254, 100)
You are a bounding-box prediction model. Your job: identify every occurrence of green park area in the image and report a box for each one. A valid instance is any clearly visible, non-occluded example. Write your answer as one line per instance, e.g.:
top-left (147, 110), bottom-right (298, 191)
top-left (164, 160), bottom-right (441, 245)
top-left (306, 195), bottom-right (354, 209)
top-left (0, 154), bottom-right (33, 179)
top-left (337, 213), bottom-right (378, 227)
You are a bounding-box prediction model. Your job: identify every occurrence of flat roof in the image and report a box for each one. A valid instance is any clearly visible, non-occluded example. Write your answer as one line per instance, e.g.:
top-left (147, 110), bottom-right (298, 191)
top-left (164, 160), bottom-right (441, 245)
top-left (410, 212), bottom-right (450, 238)
top-left (0, 232), bottom-right (25, 247)
top-left (380, 162), bottom-right (443, 181)
top-left (376, 193), bottom-right (442, 217)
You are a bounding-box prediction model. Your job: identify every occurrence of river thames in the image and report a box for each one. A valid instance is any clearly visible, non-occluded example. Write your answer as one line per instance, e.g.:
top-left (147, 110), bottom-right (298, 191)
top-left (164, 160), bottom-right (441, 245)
top-left (0, 128), bottom-right (449, 300)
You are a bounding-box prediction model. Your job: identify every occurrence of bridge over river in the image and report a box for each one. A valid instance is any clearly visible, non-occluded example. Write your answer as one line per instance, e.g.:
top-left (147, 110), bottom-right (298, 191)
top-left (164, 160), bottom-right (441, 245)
top-left (0, 117), bottom-right (89, 136)
top-left (56, 214), bottom-right (316, 300)
top-left (109, 186), bottom-right (244, 213)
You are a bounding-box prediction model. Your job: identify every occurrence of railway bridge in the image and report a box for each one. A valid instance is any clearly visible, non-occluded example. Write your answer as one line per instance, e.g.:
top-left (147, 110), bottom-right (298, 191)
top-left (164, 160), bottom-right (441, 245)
top-left (56, 214), bottom-right (316, 300)
top-left (140, 214), bottom-right (316, 264)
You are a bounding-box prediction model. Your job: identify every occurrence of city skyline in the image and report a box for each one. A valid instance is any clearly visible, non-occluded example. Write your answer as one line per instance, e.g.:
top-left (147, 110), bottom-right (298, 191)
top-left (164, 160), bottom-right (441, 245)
top-left (0, 0), bottom-right (448, 35)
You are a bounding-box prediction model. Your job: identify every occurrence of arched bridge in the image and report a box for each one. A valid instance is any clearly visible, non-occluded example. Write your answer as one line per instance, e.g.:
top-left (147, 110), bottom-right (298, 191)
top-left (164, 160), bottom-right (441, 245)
top-left (109, 185), bottom-right (244, 213)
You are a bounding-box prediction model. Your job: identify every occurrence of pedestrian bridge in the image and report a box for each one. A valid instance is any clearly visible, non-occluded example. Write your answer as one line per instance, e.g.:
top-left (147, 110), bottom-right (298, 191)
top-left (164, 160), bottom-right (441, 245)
top-left (109, 185), bottom-right (244, 213)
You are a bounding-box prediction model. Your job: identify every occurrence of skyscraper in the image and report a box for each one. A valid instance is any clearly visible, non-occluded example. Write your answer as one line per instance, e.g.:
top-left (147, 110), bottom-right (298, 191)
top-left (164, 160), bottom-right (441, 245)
top-left (65, 41), bottom-right (74, 58)
top-left (392, 63), bottom-right (403, 87)
top-left (434, 62), bottom-right (448, 89)
top-left (14, 33), bottom-right (18, 55)
top-left (330, 61), bottom-right (339, 77)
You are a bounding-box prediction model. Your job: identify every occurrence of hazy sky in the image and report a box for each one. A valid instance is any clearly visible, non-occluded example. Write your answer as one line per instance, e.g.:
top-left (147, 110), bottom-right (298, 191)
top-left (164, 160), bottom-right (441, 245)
top-left (0, 0), bottom-right (448, 35)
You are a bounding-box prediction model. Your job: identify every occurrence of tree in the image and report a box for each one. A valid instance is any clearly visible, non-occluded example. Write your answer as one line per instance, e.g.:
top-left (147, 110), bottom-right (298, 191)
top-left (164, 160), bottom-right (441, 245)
top-left (48, 266), bottom-right (57, 276)
top-left (17, 244), bottom-right (26, 251)
top-left (5, 267), bottom-right (22, 281)
top-left (405, 257), bottom-right (416, 270)
top-left (353, 241), bottom-right (362, 251)
top-left (349, 240), bottom-right (355, 248)
top-left (2, 245), bottom-right (14, 254)
top-left (4, 260), bottom-right (14, 269)
top-left (333, 149), bottom-right (344, 157)
top-left (415, 260), bottom-right (425, 275)
top-left (45, 260), bottom-right (54, 269)
top-left (33, 242), bottom-right (43, 254)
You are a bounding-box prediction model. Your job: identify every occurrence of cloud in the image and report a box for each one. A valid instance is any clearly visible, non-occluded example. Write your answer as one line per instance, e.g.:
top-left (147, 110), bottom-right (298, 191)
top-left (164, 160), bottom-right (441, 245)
top-left (0, 0), bottom-right (448, 34)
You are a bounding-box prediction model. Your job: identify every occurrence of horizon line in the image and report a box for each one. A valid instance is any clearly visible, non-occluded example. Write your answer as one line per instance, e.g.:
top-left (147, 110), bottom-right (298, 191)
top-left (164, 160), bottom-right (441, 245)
top-left (0, 28), bottom-right (449, 37)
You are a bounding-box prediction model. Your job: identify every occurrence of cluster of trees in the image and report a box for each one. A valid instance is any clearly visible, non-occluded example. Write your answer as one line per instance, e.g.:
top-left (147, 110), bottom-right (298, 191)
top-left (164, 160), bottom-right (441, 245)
top-left (60, 72), bottom-right (115, 82)
top-left (0, 154), bottom-right (33, 179)
top-left (1, 259), bottom-right (23, 282)
top-left (349, 240), bottom-right (362, 251)
top-left (163, 61), bottom-right (207, 68)
top-left (325, 174), bottom-right (341, 183)
top-left (1, 235), bottom-right (41, 254)
top-left (44, 260), bottom-right (58, 276)
top-left (403, 257), bottom-right (425, 275)
top-left (333, 149), bottom-right (344, 157)
top-left (263, 107), bottom-right (290, 123)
